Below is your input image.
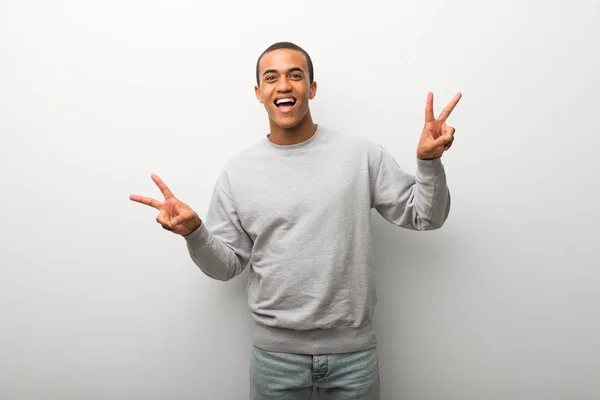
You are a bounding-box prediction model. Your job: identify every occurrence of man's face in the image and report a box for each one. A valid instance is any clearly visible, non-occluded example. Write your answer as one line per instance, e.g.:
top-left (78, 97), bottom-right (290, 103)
top-left (255, 49), bottom-right (317, 130)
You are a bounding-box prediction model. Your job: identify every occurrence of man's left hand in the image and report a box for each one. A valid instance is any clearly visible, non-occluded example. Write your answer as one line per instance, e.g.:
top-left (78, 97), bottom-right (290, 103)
top-left (417, 92), bottom-right (462, 160)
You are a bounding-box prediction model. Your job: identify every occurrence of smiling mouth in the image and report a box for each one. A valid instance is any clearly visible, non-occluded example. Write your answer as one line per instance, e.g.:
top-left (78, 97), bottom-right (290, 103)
top-left (274, 97), bottom-right (297, 112)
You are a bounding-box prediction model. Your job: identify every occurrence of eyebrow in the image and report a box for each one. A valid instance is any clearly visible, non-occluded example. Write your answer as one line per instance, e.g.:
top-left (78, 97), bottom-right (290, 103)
top-left (262, 67), bottom-right (305, 76)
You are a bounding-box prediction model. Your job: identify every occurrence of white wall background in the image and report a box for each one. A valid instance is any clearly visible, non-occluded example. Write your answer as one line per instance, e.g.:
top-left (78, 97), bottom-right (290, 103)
top-left (1, 0), bottom-right (599, 399)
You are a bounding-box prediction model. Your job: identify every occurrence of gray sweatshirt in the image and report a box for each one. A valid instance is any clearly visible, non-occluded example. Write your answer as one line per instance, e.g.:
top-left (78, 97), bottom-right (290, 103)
top-left (183, 125), bottom-right (450, 355)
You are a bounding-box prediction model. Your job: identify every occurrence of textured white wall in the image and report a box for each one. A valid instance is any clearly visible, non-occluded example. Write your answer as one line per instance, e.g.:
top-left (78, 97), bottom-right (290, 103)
top-left (1, 0), bottom-right (599, 399)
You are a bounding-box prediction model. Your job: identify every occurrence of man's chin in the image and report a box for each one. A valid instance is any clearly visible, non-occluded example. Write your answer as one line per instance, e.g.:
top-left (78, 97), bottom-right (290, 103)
top-left (270, 116), bottom-right (301, 130)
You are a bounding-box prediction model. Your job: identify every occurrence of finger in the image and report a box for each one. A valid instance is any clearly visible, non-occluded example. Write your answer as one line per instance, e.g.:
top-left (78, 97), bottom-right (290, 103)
top-left (438, 92), bottom-right (462, 121)
top-left (151, 174), bottom-right (175, 200)
top-left (174, 201), bottom-right (184, 214)
top-left (444, 125), bottom-right (456, 136)
top-left (444, 137), bottom-right (454, 151)
top-left (129, 194), bottom-right (163, 210)
top-left (425, 92), bottom-right (435, 123)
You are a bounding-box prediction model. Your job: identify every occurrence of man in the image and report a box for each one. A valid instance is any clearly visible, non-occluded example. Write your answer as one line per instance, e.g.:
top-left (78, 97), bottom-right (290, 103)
top-left (130, 42), bottom-right (461, 399)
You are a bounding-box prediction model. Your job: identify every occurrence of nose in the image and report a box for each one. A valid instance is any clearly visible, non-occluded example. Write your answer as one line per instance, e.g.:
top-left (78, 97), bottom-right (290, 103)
top-left (276, 77), bottom-right (292, 92)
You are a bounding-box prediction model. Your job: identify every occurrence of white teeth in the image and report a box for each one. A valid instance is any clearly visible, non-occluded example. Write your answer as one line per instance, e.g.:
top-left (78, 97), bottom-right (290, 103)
top-left (276, 98), bottom-right (295, 105)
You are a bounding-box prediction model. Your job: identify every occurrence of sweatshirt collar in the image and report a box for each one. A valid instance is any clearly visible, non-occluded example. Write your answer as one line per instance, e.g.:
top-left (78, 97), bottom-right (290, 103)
top-left (263, 125), bottom-right (324, 152)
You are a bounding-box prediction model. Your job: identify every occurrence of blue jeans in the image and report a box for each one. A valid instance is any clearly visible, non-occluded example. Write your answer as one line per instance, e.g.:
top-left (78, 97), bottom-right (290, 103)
top-left (250, 345), bottom-right (381, 399)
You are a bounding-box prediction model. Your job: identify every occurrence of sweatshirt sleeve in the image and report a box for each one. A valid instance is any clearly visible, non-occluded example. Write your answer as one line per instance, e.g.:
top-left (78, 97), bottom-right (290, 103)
top-left (183, 172), bottom-right (253, 281)
top-left (372, 145), bottom-right (451, 230)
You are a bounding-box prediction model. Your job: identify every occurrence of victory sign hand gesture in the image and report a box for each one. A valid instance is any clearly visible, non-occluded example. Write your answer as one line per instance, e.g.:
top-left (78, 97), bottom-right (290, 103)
top-left (129, 174), bottom-right (202, 236)
top-left (417, 92), bottom-right (462, 160)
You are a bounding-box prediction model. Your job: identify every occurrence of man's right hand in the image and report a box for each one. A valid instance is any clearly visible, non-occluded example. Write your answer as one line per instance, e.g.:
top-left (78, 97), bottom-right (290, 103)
top-left (130, 174), bottom-right (202, 236)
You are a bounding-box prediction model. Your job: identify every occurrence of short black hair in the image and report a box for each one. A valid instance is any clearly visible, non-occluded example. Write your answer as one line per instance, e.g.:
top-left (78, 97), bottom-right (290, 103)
top-left (255, 42), bottom-right (314, 86)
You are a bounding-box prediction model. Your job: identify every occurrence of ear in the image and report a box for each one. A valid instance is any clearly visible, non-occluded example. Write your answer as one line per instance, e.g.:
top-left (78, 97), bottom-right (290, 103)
top-left (254, 85), bottom-right (263, 103)
top-left (309, 81), bottom-right (317, 100)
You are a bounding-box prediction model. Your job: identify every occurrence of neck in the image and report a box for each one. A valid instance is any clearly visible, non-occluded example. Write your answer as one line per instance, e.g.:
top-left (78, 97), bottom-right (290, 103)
top-left (268, 112), bottom-right (317, 146)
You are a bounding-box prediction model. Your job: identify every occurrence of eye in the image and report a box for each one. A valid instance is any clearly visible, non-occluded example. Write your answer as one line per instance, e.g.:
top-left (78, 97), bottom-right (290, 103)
top-left (291, 74), bottom-right (302, 79)
top-left (265, 75), bottom-right (276, 81)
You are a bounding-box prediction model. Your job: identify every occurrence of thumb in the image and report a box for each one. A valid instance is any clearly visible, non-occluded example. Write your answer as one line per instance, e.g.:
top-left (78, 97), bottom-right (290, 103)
top-left (170, 208), bottom-right (195, 228)
top-left (433, 134), bottom-right (452, 148)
